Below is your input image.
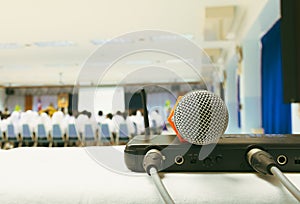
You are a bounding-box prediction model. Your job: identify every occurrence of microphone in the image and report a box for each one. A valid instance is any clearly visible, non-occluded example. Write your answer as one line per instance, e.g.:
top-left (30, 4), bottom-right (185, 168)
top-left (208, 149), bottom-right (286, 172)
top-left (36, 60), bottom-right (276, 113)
top-left (168, 90), bottom-right (229, 145)
top-left (142, 90), bottom-right (229, 204)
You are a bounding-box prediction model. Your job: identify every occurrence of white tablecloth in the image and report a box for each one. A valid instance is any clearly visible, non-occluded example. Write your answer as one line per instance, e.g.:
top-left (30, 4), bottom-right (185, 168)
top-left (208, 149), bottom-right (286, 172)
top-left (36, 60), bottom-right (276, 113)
top-left (0, 146), bottom-right (299, 204)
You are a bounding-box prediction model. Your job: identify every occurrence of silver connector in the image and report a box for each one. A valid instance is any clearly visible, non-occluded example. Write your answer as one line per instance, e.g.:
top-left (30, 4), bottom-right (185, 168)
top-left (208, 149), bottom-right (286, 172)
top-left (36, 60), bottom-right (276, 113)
top-left (277, 155), bottom-right (288, 165)
top-left (143, 149), bottom-right (165, 174)
top-left (247, 148), bottom-right (262, 165)
top-left (174, 155), bottom-right (184, 165)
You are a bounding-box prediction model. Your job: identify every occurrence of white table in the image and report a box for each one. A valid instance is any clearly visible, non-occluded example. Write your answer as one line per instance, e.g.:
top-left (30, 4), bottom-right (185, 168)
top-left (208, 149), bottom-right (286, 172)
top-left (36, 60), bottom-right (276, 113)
top-left (0, 146), bottom-right (299, 204)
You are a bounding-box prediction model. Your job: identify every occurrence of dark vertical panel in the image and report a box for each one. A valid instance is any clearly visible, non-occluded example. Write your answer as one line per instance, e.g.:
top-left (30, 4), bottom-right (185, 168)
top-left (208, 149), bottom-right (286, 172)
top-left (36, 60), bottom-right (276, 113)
top-left (280, 0), bottom-right (300, 102)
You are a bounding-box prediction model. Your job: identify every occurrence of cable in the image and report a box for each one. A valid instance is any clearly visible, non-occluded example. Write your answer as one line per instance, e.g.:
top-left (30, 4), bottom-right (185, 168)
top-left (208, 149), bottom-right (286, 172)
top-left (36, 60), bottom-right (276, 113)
top-left (247, 148), bottom-right (300, 202)
top-left (143, 149), bottom-right (175, 204)
top-left (270, 166), bottom-right (300, 202)
top-left (149, 167), bottom-right (175, 204)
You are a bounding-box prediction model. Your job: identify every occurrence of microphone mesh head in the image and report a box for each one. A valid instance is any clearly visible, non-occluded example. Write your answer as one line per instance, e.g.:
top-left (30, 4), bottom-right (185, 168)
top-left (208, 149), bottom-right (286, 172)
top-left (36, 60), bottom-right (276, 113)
top-left (173, 90), bottom-right (228, 145)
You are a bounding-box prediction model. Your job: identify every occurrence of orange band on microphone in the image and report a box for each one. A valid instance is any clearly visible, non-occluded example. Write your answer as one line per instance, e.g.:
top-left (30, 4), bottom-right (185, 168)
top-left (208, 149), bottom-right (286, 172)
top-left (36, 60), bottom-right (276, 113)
top-left (167, 96), bottom-right (187, 143)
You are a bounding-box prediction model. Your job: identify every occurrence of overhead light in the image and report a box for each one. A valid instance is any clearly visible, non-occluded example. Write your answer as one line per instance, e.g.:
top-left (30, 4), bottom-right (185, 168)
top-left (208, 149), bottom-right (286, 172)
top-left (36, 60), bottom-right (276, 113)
top-left (0, 43), bottom-right (23, 49)
top-left (91, 38), bottom-right (133, 45)
top-left (166, 58), bottom-right (194, 64)
top-left (150, 35), bottom-right (179, 42)
top-left (151, 34), bottom-right (194, 42)
top-left (88, 62), bottom-right (111, 67)
top-left (182, 34), bottom-right (194, 40)
top-left (34, 41), bottom-right (76, 47)
top-left (44, 63), bottom-right (79, 68)
top-left (125, 60), bottom-right (152, 65)
top-left (90, 39), bottom-right (108, 45)
top-left (111, 38), bottom-right (133, 44)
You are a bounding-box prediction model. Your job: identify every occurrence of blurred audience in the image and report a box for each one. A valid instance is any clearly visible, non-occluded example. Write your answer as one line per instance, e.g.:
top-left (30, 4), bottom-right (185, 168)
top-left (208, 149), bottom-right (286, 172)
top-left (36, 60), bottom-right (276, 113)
top-left (37, 112), bottom-right (52, 135)
top-left (112, 111), bottom-right (125, 134)
top-left (40, 103), bottom-right (56, 117)
top-left (129, 110), bottom-right (145, 135)
top-left (149, 110), bottom-right (164, 134)
top-left (102, 113), bottom-right (114, 135)
top-left (0, 105), bottom-right (167, 148)
top-left (52, 110), bottom-right (67, 135)
top-left (2, 107), bottom-right (11, 119)
top-left (96, 110), bottom-right (106, 124)
top-left (64, 110), bottom-right (76, 125)
top-left (123, 111), bottom-right (135, 136)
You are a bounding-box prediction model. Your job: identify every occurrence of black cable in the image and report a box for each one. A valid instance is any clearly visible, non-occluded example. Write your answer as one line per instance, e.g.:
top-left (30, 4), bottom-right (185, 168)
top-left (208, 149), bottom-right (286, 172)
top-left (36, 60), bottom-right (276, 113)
top-left (143, 149), bottom-right (175, 204)
top-left (247, 148), bottom-right (300, 202)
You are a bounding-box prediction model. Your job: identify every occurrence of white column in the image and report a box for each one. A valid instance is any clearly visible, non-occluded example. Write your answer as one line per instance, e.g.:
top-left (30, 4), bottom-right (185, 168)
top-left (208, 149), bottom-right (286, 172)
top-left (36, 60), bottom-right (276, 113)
top-left (224, 56), bottom-right (241, 133)
top-left (291, 103), bottom-right (300, 133)
top-left (240, 38), bottom-right (262, 133)
top-left (0, 88), bottom-right (5, 111)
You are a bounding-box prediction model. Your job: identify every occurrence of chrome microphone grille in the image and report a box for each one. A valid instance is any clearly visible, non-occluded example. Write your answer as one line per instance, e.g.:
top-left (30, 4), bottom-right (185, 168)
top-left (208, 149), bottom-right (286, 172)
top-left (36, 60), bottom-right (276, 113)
top-left (173, 90), bottom-right (228, 145)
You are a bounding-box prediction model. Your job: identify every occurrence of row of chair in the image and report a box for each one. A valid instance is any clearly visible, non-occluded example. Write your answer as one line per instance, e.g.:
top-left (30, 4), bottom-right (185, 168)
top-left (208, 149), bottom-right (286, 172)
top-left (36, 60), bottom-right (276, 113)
top-left (0, 123), bottom-right (131, 149)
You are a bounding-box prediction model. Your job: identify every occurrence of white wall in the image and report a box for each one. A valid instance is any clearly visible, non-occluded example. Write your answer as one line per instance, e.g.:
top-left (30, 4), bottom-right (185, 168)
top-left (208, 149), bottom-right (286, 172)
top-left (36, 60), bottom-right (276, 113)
top-left (225, 0), bottom-right (280, 133)
top-left (78, 86), bottom-right (125, 117)
top-left (292, 103), bottom-right (300, 133)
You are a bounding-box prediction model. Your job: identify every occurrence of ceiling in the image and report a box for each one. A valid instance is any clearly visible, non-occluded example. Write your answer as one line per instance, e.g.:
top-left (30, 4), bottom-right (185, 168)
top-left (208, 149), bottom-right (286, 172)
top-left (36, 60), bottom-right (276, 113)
top-left (0, 0), bottom-right (269, 87)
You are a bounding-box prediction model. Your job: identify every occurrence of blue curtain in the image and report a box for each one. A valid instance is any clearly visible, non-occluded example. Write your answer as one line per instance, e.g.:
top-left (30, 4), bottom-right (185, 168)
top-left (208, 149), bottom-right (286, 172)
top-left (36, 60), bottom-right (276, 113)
top-left (261, 20), bottom-right (291, 134)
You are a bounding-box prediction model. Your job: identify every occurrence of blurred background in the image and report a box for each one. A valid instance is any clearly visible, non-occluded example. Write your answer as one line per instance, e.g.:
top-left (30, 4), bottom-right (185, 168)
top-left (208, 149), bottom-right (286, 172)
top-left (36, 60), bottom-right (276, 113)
top-left (0, 0), bottom-right (299, 148)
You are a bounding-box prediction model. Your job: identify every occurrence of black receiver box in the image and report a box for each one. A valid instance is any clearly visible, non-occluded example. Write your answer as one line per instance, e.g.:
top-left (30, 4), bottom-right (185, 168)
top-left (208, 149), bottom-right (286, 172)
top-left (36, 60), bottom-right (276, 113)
top-left (124, 134), bottom-right (300, 172)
